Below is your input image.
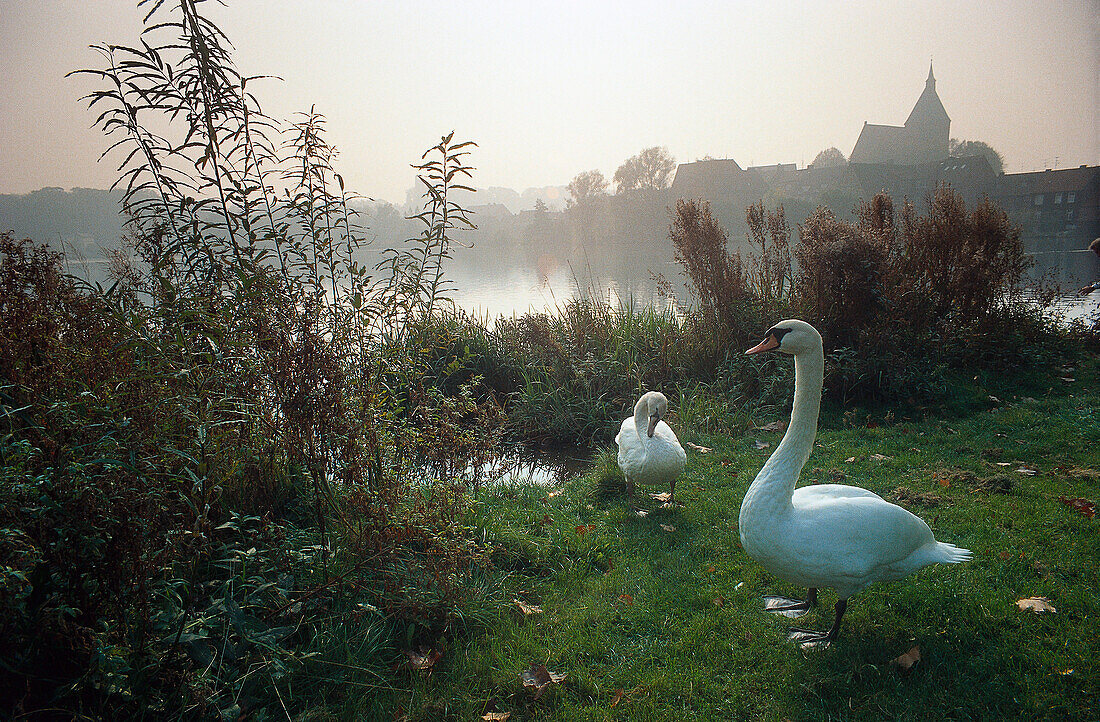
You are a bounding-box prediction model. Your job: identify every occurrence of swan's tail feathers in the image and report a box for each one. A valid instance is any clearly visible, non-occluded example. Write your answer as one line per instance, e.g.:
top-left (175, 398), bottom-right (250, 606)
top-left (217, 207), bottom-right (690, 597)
top-left (936, 542), bottom-right (973, 564)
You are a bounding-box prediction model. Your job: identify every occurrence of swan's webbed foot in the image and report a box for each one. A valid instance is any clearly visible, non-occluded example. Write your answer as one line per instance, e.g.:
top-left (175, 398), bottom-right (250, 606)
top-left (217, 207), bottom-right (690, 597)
top-left (786, 598), bottom-right (846, 650)
top-left (787, 628), bottom-right (833, 649)
top-left (764, 588), bottom-right (818, 618)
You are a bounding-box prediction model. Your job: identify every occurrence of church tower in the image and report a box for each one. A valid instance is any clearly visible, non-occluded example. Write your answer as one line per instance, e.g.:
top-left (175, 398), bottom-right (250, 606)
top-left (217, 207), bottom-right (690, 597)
top-left (850, 63), bottom-right (952, 166)
top-left (903, 63), bottom-right (951, 164)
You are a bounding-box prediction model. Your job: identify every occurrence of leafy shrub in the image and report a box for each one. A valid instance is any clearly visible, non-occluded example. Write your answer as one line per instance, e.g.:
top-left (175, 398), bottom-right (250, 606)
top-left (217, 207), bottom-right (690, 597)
top-left (791, 187), bottom-right (1051, 401)
top-left (668, 198), bottom-right (757, 343)
top-left (1, 1), bottom-right (504, 718)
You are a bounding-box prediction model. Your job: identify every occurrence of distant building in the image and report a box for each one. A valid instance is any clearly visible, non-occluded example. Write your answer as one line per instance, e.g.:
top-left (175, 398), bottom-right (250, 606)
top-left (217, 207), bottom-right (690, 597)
top-left (669, 64), bottom-right (1100, 286)
top-left (850, 64), bottom-right (950, 166)
top-left (995, 165), bottom-right (1100, 283)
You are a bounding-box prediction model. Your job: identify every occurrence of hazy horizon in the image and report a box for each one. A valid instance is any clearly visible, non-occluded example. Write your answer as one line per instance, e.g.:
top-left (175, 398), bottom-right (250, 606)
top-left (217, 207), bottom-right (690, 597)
top-left (1, 0), bottom-right (1097, 205)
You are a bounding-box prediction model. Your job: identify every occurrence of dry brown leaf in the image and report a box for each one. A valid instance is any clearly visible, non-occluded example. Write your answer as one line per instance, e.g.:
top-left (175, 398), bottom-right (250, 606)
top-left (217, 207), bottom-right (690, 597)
top-left (574, 524), bottom-right (596, 536)
top-left (712, 595), bottom-right (725, 608)
top-left (514, 599), bottom-right (542, 616)
top-left (845, 456), bottom-right (856, 463)
top-left (660, 523), bottom-right (676, 532)
top-left (1058, 496), bottom-right (1096, 519)
top-left (406, 647), bottom-right (442, 670)
top-left (707, 565), bottom-right (716, 573)
top-left (996, 462), bottom-right (1012, 467)
top-left (481, 713), bottom-right (511, 721)
top-left (521, 664), bottom-right (566, 699)
top-left (609, 689), bottom-right (624, 708)
top-left (988, 395), bottom-right (1001, 403)
top-left (755, 420), bottom-right (787, 432)
top-left (547, 489), bottom-right (562, 498)
top-left (754, 439), bottom-right (770, 450)
top-left (870, 453), bottom-right (893, 461)
top-left (1016, 468), bottom-right (1037, 476)
top-left (1016, 596), bottom-right (1057, 613)
top-left (1061, 377), bottom-right (1076, 382)
top-left (649, 491), bottom-right (672, 502)
top-left (618, 593), bottom-right (634, 605)
top-left (891, 645), bottom-right (921, 671)
top-left (685, 441), bottom-right (712, 453)
top-left (634, 509), bottom-right (649, 518)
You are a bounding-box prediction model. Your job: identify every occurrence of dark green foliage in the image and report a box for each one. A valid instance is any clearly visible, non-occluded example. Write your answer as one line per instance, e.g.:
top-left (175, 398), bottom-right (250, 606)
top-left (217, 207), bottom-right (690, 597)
top-left (793, 187), bottom-right (1057, 402)
top-left (2, 1), bottom-right (500, 718)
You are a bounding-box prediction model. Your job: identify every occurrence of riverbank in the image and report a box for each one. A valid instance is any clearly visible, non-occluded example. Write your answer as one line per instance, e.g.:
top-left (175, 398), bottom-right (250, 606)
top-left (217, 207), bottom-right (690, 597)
top-left (372, 354), bottom-right (1100, 721)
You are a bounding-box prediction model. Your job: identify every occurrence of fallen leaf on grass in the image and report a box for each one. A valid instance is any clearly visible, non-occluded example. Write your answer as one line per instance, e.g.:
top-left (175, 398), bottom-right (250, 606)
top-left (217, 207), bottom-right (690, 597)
top-left (1058, 496), bottom-right (1096, 519)
top-left (617, 593), bottom-right (634, 605)
top-left (1017, 597), bottom-right (1056, 613)
top-left (753, 439), bottom-right (770, 450)
top-left (996, 462), bottom-right (1012, 467)
top-left (481, 713), bottom-right (511, 721)
top-left (633, 509), bottom-right (649, 518)
top-left (1060, 377), bottom-right (1075, 383)
top-left (891, 645), bottom-right (921, 672)
top-left (660, 523), bottom-right (676, 532)
top-left (754, 420), bottom-right (787, 432)
top-left (405, 647), bottom-right (442, 671)
top-left (547, 489), bottom-right (562, 498)
top-left (649, 491), bottom-right (672, 503)
top-left (575, 524), bottom-right (596, 536)
top-left (988, 395), bottom-right (1001, 403)
top-left (998, 551), bottom-right (1013, 560)
top-left (521, 664), bottom-right (566, 699)
top-left (685, 442), bottom-right (712, 453)
top-left (514, 599), bottom-right (542, 616)
top-left (713, 596), bottom-right (725, 607)
top-left (845, 456), bottom-right (856, 463)
top-left (870, 453), bottom-right (893, 461)
top-left (610, 689), bottom-right (624, 708)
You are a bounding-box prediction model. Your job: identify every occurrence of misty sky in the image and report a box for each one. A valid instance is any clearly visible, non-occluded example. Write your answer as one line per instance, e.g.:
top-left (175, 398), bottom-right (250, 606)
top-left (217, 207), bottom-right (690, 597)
top-left (1, 0), bottom-right (1097, 204)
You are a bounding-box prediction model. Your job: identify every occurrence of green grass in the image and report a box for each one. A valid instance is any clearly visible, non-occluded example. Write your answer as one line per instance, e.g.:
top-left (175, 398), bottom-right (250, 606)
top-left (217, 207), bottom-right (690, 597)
top-left (371, 355), bottom-right (1100, 721)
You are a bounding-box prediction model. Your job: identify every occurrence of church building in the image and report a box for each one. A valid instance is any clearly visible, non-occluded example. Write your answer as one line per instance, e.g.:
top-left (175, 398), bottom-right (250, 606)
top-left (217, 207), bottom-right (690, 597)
top-left (849, 64), bottom-right (951, 166)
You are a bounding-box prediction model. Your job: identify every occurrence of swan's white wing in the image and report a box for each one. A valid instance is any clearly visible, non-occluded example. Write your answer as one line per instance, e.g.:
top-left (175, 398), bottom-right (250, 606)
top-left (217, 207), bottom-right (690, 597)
top-left (793, 483), bottom-right (882, 502)
top-left (778, 495), bottom-right (936, 595)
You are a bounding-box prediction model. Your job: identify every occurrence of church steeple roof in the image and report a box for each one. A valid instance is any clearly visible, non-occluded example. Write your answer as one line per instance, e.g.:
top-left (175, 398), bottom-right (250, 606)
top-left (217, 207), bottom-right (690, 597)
top-left (906, 62), bottom-right (950, 128)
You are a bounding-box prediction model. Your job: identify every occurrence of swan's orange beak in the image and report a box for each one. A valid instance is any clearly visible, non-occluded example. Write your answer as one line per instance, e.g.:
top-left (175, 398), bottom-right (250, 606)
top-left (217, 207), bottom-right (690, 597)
top-left (745, 335), bottom-right (780, 355)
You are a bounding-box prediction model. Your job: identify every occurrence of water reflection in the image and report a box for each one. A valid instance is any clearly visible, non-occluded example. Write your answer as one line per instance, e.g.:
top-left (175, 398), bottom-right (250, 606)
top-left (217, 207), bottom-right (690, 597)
top-left (472, 445), bottom-right (591, 487)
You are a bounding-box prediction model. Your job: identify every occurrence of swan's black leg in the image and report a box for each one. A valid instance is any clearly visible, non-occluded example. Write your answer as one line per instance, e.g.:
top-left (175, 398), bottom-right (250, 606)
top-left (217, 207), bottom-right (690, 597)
top-left (788, 598), bottom-right (847, 649)
top-left (764, 587), bottom-right (818, 618)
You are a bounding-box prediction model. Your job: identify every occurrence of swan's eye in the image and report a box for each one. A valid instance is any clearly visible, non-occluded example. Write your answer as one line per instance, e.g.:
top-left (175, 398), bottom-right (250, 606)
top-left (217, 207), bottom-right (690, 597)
top-left (768, 326), bottom-right (792, 344)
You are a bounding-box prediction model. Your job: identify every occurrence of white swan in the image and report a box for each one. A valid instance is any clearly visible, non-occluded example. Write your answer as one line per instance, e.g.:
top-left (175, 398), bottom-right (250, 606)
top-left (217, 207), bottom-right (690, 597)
top-left (616, 391), bottom-right (686, 505)
top-left (739, 320), bottom-right (971, 646)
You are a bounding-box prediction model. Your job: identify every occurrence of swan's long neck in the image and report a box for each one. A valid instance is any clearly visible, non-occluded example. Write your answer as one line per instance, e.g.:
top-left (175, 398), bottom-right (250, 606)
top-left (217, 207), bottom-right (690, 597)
top-left (744, 345), bottom-right (824, 512)
top-left (633, 403), bottom-right (650, 445)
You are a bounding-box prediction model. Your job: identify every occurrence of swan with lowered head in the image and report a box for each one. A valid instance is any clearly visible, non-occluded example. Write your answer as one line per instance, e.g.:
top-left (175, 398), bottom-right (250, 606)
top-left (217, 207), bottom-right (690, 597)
top-left (616, 391), bottom-right (686, 506)
top-left (739, 320), bottom-right (971, 647)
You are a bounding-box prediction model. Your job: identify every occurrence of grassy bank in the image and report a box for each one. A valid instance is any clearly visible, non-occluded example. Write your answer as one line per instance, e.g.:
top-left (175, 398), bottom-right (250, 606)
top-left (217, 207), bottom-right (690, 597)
top-left (378, 355), bottom-right (1100, 721)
